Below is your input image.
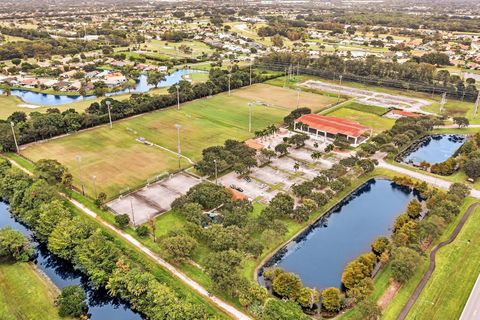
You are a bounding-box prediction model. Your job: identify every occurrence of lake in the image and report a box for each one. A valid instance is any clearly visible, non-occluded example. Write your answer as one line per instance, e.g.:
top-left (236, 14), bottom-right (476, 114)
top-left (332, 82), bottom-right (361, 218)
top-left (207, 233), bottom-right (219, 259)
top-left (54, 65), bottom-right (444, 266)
top-left (0, 202), bottom-right (141, 320)
top-left (400, 134), bottom-right (466, 166)
top-left (1, 69), bottom-right (205, 106)
top-left (258, 179), bottom-right (421, 290)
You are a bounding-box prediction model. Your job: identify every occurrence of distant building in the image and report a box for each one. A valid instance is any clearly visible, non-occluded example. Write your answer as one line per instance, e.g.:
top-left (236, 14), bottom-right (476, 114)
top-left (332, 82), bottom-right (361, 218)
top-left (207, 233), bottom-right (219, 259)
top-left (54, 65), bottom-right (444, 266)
top-left (294, 114), bottom-right (372, 146)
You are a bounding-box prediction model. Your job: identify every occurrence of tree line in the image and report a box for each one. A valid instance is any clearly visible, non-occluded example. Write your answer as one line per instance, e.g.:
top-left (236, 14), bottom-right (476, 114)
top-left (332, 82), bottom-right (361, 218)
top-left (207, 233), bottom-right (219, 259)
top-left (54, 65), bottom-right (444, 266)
top-left (256, 52), bottom-right (479, 102)
top-left (0, 158), bottom-right (214, 319)
top-left (0, 66), bottom-right (277, 152)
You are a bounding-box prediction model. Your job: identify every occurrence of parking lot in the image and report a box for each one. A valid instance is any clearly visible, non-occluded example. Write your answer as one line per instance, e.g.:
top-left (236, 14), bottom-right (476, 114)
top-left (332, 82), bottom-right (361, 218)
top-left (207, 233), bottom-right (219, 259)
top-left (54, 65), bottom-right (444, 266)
top-left (107, 172), bottom-right (201, 225)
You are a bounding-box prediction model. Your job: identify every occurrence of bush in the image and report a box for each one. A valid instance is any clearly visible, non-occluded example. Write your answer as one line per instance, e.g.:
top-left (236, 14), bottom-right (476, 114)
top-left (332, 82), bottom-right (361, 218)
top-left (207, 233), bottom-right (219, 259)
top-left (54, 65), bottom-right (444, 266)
top-left (391, 247), bottom-right (421, 283)
top-left (136, 225), bottom-right (149, 237)
top-left (115, 214), bottom-right (130, 228)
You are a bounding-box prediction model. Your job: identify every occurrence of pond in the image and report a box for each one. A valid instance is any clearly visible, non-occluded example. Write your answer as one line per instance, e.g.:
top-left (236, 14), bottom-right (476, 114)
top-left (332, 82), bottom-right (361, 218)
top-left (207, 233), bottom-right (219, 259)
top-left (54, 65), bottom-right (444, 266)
top-left (1, 69), bottom-right (205, 106)
top-left (400, 134), bottom-right (466, 166)
top-left (258, 179), bottom-right (421, 290)
top-left (0, 202), bottom-right (141, 320)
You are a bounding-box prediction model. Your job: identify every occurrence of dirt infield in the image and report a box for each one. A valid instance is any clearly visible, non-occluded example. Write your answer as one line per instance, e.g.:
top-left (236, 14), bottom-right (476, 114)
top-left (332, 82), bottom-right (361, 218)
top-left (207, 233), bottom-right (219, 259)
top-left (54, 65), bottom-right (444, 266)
top-left (301, 80), bottom-right (432, 113)
top-left (107, 172), bottom-right (201, 225)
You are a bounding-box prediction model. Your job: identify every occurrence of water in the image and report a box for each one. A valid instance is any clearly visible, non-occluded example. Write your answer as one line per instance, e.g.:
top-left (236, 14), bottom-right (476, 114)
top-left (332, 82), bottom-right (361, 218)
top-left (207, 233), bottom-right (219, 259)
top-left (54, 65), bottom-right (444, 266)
top-left (402, 134), bottom-right (465, 165)
top-left (258, 179), bottom-right (421, 290)
top-left (1, 69), bottom-right (205, 106)
top-left (0, 202), bottom-right (141, 320)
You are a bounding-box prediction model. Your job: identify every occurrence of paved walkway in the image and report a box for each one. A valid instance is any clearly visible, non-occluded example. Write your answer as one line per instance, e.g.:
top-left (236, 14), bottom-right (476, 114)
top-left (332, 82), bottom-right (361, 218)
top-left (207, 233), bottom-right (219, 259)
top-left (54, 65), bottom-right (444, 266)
top-left (8, 158), bottom-right (251, 320)
top-left (377, 160), bottom-right (480, 199)
top-left (397, 202), bottom-right (480, 320)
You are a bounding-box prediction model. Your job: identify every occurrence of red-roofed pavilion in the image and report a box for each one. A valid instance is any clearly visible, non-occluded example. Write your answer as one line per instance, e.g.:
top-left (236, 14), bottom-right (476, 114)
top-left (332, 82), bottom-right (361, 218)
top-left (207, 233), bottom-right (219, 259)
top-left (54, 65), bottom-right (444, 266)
top-left (294, 114), bottom-right (372, 146)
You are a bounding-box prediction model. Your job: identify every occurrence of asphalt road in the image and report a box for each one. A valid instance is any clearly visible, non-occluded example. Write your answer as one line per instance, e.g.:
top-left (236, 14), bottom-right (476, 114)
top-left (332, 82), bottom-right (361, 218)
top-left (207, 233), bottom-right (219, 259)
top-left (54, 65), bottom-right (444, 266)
top-left (460, 275), bottom-right (480, 320)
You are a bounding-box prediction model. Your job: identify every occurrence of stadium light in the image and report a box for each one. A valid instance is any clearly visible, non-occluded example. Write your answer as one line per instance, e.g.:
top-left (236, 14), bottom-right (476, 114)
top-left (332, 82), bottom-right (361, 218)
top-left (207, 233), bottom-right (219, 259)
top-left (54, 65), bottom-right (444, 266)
top-left (106, 100), bottom-right (112, 129)
top-left (175, 124), bottom-right (182, 168)
top-left (10, 121), bottom-right (19, 153)
top-left (175, 85), bottom-right (180, 110)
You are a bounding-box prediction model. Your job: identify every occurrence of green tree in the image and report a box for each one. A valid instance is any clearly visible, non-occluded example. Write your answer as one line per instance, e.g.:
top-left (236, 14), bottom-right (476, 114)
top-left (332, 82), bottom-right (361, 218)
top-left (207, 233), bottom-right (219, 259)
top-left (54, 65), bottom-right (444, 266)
top-left (353, 299), bottom-right (382, 320)
top-left (0, 227), bottom-right (33, 262)
top-left (270, 193), bottom-right (294, 217)
top-left (161, 235), bottom-right (197, 263)
top-left (297, 287), bottom-right (319, 309)
top-left (57, 285), bottom-right (87, 318)
top-left (260, 298), bottom-right (310, 320)
top-left (406, 199), bottom-right (422, 219)
top-left (391, 247), bottom-right (421, 283)
top-left (272, 272), bottom-right (303, 300)
top-left (48, 216), bottom-right (94, 260)
top-left (464, 158), bottom-right (480, 180)
top-left (34, 159), bottom-right (66, 185)
top-left (204, 249), bottom-right (242, 294)
top-left (147, 71), bottom-right (166, 88)
top-left (321, 287), bottom-right (341, 312)
top-left (35, 200), bottom-right (73, 241)
top-left (371, 236), bottom-right (390, 256)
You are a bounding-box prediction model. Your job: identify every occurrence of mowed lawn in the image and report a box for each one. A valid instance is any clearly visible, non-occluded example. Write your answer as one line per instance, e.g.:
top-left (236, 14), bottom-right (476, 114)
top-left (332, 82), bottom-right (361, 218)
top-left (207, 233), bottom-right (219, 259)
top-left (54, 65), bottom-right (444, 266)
top-left (326, 107), bottom-right (395, 133)
top-left (406, 204), bottom-right (480, 320)
top-left (231, 83), bottom-right (338, 112)
top-left (22, 87), bottom-right (289, 198)
top-left (0, 262), bottom-right (65, 320)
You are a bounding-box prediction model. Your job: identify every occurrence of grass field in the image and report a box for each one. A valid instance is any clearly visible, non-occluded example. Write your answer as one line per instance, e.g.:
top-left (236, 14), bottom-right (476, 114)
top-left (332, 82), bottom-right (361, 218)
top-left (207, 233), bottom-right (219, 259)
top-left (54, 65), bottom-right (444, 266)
top-left (140, 40), bottom-right (215, 59)
top-left (22, 84), bottom-right (317, 198)
top-left (325, 107), bottom-right (395, 133)
top-left (0, 262), bottom-right (65, 320)
top-left (343, 101), bottom-right (390, 116)
top-left (406, 203), bottom-right (480, 320)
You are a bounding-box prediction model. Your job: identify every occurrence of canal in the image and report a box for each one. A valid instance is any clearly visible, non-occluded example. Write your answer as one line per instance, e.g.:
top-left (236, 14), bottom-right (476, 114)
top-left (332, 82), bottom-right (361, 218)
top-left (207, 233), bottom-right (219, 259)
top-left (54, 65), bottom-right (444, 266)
top-left (0, 202), bottom-right (141, 320)
top-left (1, 69), bottom-right (205, 106)
top-left (258, 179), bottom-right (421, 290)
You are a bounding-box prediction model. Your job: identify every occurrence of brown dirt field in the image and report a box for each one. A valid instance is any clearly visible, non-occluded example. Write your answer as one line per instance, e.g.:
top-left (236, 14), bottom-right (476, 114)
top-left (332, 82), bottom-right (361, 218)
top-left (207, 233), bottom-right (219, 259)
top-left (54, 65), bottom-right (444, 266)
top-left (231, 83), bottom-right (338, 112)
top-left (378, 280), bottom-right (401, 310)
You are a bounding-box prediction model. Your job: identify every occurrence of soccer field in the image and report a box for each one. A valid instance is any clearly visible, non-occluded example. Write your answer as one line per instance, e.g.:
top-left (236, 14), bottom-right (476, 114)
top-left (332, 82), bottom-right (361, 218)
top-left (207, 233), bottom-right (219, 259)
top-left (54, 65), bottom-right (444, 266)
top-left (22, 84), bottom-right (322, 198)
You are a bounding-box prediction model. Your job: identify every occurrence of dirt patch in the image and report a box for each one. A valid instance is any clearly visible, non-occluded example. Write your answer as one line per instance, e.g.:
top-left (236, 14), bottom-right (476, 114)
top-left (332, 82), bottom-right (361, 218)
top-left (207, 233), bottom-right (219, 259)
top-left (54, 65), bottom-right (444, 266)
top-left (378, 280), bottom-right (401, 310)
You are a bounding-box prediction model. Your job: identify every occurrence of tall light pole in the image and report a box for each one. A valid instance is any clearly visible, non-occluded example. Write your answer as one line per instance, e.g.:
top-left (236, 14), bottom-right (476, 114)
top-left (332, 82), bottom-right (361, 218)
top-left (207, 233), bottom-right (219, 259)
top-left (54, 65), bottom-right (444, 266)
top-left (214, 159), bottom-right (218, 185)
top-left (175, 84), bottom-right (180, 110)
top-left (474, 91), bottom-right (480, 118)
top-left (175, 123), bottom-right (182, 169)
top-left (249, 64), bottom-right (252, 86)
top-left (339, 74), bottom-right (343, 85)
top-left (10, 122), bottom-right (19, 153)
top-left (106, 100), bottom-right (112, 129)
top-left (75, 155), bottom-right (85, 195)
top-left (296, 87), bottom-right (301, 109)
top-left (228, 74), bottom-right (232, 96)
top-left (91, 175), bottom-right (97, 198)
top-left (130, 198), bottom-right (136, 227)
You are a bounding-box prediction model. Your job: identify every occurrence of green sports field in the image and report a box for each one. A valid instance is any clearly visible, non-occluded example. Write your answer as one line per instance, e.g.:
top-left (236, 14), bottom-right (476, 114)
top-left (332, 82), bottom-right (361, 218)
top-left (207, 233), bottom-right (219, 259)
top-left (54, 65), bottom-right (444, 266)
top-left (22, 84), bottom-right (330, 198)
top-left (0, 262), bottom-right (66, 320)
top-left (326, 107), bottom-right (395, 133)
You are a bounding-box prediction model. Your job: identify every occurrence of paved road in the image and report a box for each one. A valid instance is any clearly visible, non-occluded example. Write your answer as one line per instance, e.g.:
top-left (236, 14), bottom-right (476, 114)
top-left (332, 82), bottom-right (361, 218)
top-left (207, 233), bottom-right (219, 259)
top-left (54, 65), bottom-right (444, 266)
top-left (460, 274), bottom-right (480, 320)
top-left (378, 160), bottom-right (480, 199)
top-left (8, 158), bottom-right (251, 320)
top-left (397, 202), bottom-right (480, 320)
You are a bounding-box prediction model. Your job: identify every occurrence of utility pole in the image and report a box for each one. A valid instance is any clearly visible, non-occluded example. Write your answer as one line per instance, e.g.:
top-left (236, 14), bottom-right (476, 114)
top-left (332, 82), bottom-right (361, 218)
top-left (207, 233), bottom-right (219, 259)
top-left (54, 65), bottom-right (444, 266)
top-left (440, 92), bottom-right (447, 114)
top-left (175, 84), bottom-right (180, 110)
top-left (284, 67), bottom-right (287, 87)
top-left (10, 122), bottom-right (19, 153)
top-left (175, 124), bottom-right (182, 169)
top-left (297, 61), bottom-right (300, 77)
top-left (474, 91), bottom-right (480, 118)
top-left (228, 74), bottom-right (232, 96)
top-left (106, 100), bottom-right (112, 129)
top-left (91, 175), bottom-right (97, 198)
top-left (75, 155), bottom-right (85, 195)
top-left (339, 75), bottom-right (343, 86)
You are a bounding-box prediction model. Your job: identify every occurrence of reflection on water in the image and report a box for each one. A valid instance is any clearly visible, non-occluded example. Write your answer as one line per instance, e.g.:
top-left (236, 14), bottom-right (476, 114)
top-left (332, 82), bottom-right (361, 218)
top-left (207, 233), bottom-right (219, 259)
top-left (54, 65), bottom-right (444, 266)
top-left (401, 134), bottom-right (465, 165)
top-left (0, 202), bottom-right (141, 320)
top-left (1, 69), bottom-right (205, 106)
top-left (258, 179), bottom-right (421, 290)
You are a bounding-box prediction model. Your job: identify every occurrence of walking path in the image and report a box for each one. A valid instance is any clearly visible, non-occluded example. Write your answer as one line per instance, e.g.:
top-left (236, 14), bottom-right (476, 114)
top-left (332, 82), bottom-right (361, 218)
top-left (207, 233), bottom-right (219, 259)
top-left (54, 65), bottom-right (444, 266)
top-left (7, 158), bottom-right (251, 320)
top-left (397, 202), bottom-right (480, 320)
top-left (377, 160), bottom-right (480, 199)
